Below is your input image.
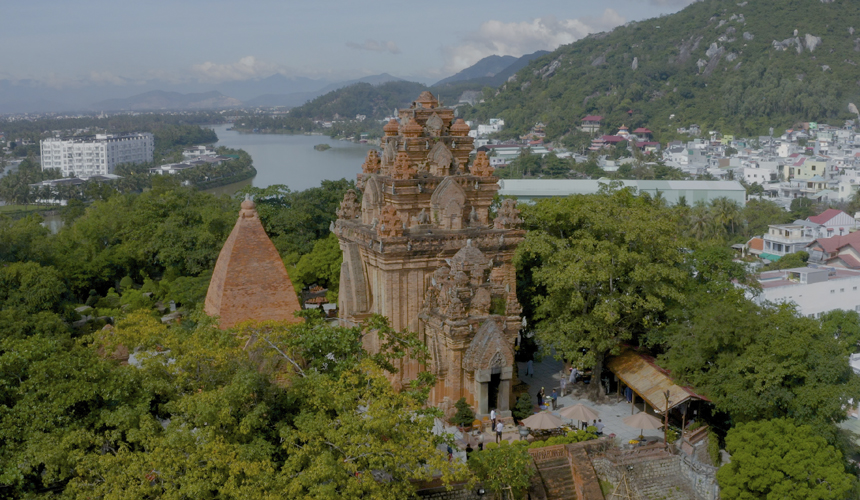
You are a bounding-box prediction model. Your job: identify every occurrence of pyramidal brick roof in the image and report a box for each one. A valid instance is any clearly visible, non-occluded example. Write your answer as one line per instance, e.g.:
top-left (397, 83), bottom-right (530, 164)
top-left (204, 197), bottom-right (302, 329)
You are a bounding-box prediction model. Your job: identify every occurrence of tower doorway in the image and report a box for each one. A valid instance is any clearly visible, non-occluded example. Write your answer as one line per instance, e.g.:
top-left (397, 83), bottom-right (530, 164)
top-left (488, 372), bottom-right (501, 411)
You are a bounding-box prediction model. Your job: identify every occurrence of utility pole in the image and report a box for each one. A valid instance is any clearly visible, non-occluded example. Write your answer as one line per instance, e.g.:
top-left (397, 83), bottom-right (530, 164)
top-left (663, 390), bottom-right (671, 450)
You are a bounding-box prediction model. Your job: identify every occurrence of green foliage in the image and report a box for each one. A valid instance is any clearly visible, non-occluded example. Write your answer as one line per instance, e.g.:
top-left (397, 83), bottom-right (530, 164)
top-left (820, 310), bottom-right (860, 354)
top-left (161, 272), bottom-right (212, 308)
top-left (661, 289), bottom-right (860, 428)
top-left (119, 275), bottom-right (134, 290)
top-left (527, 430), bottom-right (596, 448)
top-left (452, 397), bottom-right (476, 427)
top-left (512, 393), bottom-right (534, 421)
top-left (290, 233), bottom-right (343, 300)
top-left (762, 251), bottom-right (809, 271)
top-left (790, 197), bottom-right (816, 220)
top-left (717, 419), bottom-right (853, 500)
top-left (708, 429), bottom-right (722, 467)
top-left (515, 185), bottom-right (689, 384)
top-left (0, 261), bottom-right (67, 314)
top-left (469, 440), bottom-right (534, 499)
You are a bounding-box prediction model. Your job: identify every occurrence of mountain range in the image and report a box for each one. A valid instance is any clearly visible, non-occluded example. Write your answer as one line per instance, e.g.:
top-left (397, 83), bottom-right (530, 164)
top-left (432, 51), bottom-right (550, 88)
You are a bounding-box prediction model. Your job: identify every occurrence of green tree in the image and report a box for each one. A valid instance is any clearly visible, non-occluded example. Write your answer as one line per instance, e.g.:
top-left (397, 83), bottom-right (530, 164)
top-left (290, 233), bottom-right (343, 302)
top-left (761, 251), bottom-right (808, 271)
top-left (512, 393), bottom-right (534, 422)
top-left (468, 441), bottom-right (534, 500)
top-left (515, 185), bottom-right (689, 398)
top-left (790, 197), bottom-right (816, 220)
top-left (661, 291), bottom-right (860, 427)
top-left (717, 419), bottom-right (853, 500)
top-left (820, 310), bottom-right (860, 355)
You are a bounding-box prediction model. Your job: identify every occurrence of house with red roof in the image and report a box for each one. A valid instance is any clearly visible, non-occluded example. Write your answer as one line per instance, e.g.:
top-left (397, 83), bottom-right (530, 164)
top-left (581, 115), bottom-right (603, 133)
top-left (632, 127), bottom-right (652, 140)
top-left (806, 231), bottom-right (860, 269)
top-left (807, 209), bottom-right (858, 235)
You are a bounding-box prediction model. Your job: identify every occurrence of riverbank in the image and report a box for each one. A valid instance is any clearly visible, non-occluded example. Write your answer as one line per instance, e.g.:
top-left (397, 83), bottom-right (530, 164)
top-left (194, 166), bottom-right (257, 191)
top-left (0, 204), bottom-right (59, 219)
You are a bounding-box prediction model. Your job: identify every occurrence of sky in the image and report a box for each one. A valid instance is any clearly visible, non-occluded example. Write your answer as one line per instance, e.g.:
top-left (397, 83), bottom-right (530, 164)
top-left (0, 0), bottom-right (695, 88)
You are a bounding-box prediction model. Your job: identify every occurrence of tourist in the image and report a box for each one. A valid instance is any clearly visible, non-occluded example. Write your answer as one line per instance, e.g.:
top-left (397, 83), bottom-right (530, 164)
top-left (537, 387), bottom-right (545, 407)
top-left (495, 420), bottom-right (504, 443)
top-left (465, 443), bottom-right (474, 460)
top-left (596, 419), bottom-right (605, 435)
top-left (526, 358), bottom-right (534, 377)
top-left (569, 366), bottom-right (578, 385)
top-left (559, 376), bottom-right (567, 397)
top-left (490, 408), bottom-right (497, 429)
top-left (550, 389), bottom-right (558, 410)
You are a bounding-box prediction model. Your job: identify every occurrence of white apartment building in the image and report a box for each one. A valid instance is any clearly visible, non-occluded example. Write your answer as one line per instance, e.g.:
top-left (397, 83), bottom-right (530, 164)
top-left (754, 266), bottom-right (860, 318)
top-left (40, 133), bottom-right (154, 177)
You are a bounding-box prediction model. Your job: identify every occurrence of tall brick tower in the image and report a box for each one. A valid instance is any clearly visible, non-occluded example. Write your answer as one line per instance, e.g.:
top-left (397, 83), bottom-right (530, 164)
top-left (333, 92), bottom-right (524, 417)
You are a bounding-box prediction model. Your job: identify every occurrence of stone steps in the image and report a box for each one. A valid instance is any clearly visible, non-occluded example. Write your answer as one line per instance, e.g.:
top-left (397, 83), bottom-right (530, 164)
top-left (633, 476), bottom-right (696, 500)
top-left (536, 457), bottom-right (577, 500)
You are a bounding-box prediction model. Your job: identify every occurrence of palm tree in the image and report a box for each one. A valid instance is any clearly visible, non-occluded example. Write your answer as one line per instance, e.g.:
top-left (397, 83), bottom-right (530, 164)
top-left (711, 197), bottom-right (741, 235)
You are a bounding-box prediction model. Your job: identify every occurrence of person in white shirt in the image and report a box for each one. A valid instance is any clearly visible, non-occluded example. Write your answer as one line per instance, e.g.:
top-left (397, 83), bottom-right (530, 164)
top-left (490, 408), bottom-right (497, 428)
top-left (560, 376), bottom-right (567, 397)
top-left (595, 419), bottom-right (605, 435)
top-left (495, 421), bottom-right (504, 443)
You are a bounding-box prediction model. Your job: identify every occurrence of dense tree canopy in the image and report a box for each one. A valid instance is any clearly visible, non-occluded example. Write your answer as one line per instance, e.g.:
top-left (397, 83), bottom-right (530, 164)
top-left (515, 184), bottom-right (690, 395)
top-left (717, 419), bottom-right (853, 500)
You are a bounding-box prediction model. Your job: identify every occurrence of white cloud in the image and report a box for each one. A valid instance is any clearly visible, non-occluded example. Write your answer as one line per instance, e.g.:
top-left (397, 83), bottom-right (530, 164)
top-left (346, 39), bottom-right (401, 54)
top-left (190, 56), bottom-right (281, 83)
top-left (88, 71), bottom-right (128, 86)
top-left (442, 9), bottom-right (626, 73)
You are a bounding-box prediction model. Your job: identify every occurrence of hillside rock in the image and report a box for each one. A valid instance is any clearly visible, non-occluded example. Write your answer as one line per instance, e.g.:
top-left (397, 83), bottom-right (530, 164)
top-left (632, 57), bottom-right (639, 70)
top-left (805, 34), bottom-right (823, 52)
top-left (743, 31), bottom-right (754, 40)
top-left (706, 43), bottom-right (722, 58)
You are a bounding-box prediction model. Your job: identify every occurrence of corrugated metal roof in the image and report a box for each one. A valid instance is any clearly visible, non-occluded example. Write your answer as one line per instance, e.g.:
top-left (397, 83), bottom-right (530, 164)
top-left (606, 348), bottom-right (709, 411)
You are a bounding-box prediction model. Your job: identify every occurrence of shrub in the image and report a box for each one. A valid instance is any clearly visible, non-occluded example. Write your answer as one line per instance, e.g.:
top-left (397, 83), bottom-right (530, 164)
top-left (512, 393), bottom-right (533, 421)
top-left (119, 276), bottom-right (135, 291)
top-left (707, 429), bottom-right (721, 466)
top-left (452, 397), bottom-right (475, 427)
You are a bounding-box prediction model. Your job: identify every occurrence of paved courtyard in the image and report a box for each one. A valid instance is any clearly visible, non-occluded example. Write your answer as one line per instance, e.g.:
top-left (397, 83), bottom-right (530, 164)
top-left (516, 353), bottom-right (666, 444)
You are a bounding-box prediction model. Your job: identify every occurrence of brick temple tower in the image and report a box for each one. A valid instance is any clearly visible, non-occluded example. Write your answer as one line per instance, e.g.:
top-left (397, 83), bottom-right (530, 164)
top-left (205, 197), bottom-right (303, 329)
top-left (333, 91), bottom-right (524, 417)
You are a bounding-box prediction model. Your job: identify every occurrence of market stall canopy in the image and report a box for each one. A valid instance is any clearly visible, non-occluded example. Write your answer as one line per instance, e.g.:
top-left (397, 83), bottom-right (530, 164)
top-left (622, 412), bottom-right (663, 430)
top-left (606, 348), bottom-right (710, 412)
top-left (521, 411), bottom-right (564, 430)
top-left (557, 403), bottom-right (599, 423)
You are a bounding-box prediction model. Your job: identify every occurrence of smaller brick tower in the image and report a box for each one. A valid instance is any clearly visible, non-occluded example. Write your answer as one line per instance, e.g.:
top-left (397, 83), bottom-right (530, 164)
top-left (205, 196), bottom-right (302, 329)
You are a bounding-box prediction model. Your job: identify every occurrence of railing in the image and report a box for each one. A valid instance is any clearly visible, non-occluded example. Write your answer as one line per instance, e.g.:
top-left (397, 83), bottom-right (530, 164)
top-left (528, 444), bottom-right (567, 463)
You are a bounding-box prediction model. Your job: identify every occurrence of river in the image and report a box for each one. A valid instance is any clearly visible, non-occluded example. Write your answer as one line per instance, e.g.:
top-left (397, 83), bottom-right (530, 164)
top-left (207, 124), bottom-right (374, 193)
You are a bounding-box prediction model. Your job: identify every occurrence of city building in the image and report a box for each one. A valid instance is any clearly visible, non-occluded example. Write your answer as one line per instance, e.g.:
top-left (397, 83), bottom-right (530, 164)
top-left (334, 91), bottom-right (524, 419)
top-left (497, 179), bottom-right (746, 206)
top-left (753, 266), bottom-right (860, 317)
top-left (40, 133), bottom-right (154, 177)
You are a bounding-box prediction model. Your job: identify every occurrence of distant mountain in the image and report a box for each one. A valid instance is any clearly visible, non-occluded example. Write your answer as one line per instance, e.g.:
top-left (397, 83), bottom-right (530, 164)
top-left (432, 51), bottom-right (550, 88)
top-left (243, 73), bottom-right (406, 108)
top-left (287, 81), bottom-right (429, 120)
top-left (216, 74), bottom-right (331, 101)
top-left (92, 91), bottom-right (243, 111)
top-left (433, 56), bottom-right (518, 86)
top-left (467, 0), bottom-right (860, 140)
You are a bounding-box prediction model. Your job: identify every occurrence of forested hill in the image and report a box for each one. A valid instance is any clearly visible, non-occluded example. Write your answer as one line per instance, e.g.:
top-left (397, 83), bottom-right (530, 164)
top-left (287, 81), bottom-right (429, 120)
top-left (463, 0), bottom-right (860, 141)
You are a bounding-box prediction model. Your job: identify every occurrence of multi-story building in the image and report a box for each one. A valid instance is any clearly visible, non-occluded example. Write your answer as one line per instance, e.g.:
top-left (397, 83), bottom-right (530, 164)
top-left (40, 133), bottom-right (154, 177)
top-left (753, 266), bottom-right (860, 318)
